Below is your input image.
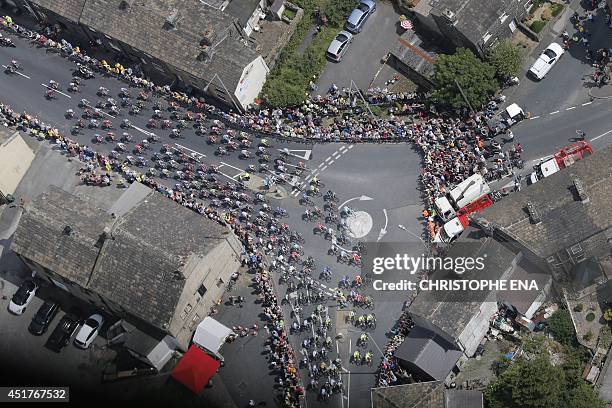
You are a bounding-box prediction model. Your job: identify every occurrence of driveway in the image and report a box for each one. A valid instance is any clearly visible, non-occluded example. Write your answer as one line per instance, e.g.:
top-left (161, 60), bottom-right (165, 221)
top-left (315, 0), bottom-right (401, 93)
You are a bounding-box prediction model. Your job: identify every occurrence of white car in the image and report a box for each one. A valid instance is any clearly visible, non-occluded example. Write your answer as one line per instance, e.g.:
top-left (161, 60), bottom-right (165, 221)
top-left (8, 280), bottom-right (38, 315)
top-left (326, 31), bottom-right (353, 62)
top-left (528, 42), bottom-right (564, 80)
top-left (74, 313), bottom-right (104, 349)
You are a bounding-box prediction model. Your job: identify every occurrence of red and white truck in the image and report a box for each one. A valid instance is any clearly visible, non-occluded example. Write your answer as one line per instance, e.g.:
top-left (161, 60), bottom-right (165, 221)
top-left (528, 141), bottom-right (593, 185)
top-left (433, 174), bottom-right (492, 243)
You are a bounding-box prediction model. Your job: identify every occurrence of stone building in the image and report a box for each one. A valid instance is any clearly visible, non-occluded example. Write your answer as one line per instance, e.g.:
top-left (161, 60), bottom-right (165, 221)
top-left (12, 0), bottom-right (274, 111)
top-left (10, 184), bottom-right (242, 350)
top-left (410, 0), bottom-right (532, 57)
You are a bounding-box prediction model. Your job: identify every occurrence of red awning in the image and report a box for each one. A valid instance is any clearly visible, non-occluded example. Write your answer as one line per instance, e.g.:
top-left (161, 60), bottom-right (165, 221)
top-left (171, 345), bottom-right (220, 394)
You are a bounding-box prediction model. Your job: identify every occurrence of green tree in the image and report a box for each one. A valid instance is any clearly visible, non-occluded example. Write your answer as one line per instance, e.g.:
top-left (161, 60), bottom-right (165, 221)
top-left (547, 309), bottom-right (576, 346)
top-left (567, 381), bottom-right (605, 408)
top-left (603, 308), bottom-right (612, 322)
top-left (487, 41), bottom-right (524, 77)
top-left (432, 48), bottom-right (498, 109)
top-left (485, 355), bottom-right (565, 408)
top-left (321, 0), bottom-right (359, 27)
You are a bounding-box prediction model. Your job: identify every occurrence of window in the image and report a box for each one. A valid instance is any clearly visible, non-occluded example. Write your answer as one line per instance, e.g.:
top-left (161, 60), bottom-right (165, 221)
top-left (197, 284), bottom-right (207, 297)
top-left (499, 12), bottom-right (508, 23)
top-left (188, 313), bottom-right (200, 330)
top-left (509, 19), bottom-right (517, 32)
top-left (180, 303), bottom-right (193, 320)
top-left (483, 32), bottom-right (492, 43)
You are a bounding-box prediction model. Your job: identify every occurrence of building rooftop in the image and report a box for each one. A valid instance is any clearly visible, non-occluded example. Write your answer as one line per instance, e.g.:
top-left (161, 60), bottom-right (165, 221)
top-left (429, 0), bottom-right (516, 46)
top-left (27, 0), bottom-right (87, 23)
top-left (11, 184), bottom-right (230, 330)
top-left (391, 31), bottom-right (437, 77)
top-left (409, 231), bottom-right (518, 338)
top-left (64, 0), bottom-right (260, 89)
top-left (371, 381), bottom-right (484, 408)
top-left (371, 381), bottom-right (445, 408)
top-left (476, 145), bottom-right (612, 259)
top-left (395, 315), bottom-right (463, 381)
top-left (224, 0), bottom-right (262, 26)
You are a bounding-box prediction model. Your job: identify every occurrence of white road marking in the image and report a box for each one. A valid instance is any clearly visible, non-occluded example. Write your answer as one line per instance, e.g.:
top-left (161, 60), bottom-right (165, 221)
top-left (41, 83), bottom-right (71, 99)
top-left (174, 143), bottom-right (206, 158)
top-left (590, 129), bottom-right (612, 142)
top-left (317, 162), bottom-right (325, 169)
top-left (219, 161), bottom-right (243, 172)
top-left (565, 106), bottom-right (576, 111)
top-left (339, 146), bottom-right (348, 153)
top-left (582, 101), bottom-right (592, 106)
top-left (550, 110), bottom-right (559, 115)
top-left (2, 66), bottom-right (30, 79)
top-left (332, 151), bottom-right (341, 159)
top-left (347, 145), bottom-right (354, 149)
top-left (530, 115), bottom-right (540, 119)
top-left (328, 159), bottom-right (334, 165)
top-left (325, 157), bottom-right (332, 163)
top-left (320, 165), bottom-right (328, 172)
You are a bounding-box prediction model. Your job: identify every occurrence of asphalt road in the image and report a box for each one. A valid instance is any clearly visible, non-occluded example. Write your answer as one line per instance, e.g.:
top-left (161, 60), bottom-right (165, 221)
top-left (314, 0), bottom-right (401, 93)
top-left (505, 2), bottom-right (611, 116)
top-left (1, 14), bottom-right (611, 408)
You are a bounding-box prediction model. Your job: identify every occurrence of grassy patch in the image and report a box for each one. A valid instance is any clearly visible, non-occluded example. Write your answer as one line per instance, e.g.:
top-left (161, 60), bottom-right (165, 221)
top-left (530, 20), bottom-right (547, 33)
top-left (550, 2), bottom-right (564, 17)
top-left (283, 8), bottom-right (297, 20)
top-left (259, 0), bottom-right (360, 108)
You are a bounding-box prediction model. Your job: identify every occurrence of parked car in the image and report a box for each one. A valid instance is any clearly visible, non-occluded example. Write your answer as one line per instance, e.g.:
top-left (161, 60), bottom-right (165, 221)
top-left (346, 0), bottom-right (376, 33)
top-left (45, 313), bottom-right (81, 352)
top-left (8, 280), bottom-right (38, 315)
top-left (326, 31), bottom-right (354, 62)
top-left (74, 313), bottom-right (104, 349)
top-left (28, 300), bottom-right (60, 335)
top-left (528, 42), bottom-right (564, 80)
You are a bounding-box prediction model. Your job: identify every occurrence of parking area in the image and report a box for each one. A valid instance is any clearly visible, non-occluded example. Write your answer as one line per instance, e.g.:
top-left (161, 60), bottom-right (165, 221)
top-left (315, 0), bottom-right (402, 92)
top-left (0, 262), bottom-right (114, 393)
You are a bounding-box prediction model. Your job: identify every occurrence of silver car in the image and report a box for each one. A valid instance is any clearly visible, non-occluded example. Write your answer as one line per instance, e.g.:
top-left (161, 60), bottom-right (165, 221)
top-left (346, 0), bottom-right (376, 34)
top-left (326, 31), bottom-right (354, 62)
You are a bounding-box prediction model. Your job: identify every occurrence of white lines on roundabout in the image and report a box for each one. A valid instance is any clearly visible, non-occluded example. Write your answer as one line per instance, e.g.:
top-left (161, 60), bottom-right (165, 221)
top-left (2, 65), bottom-right (30, 79)
top-left (41, 83), bottom-right (71, 98)
top-left (290, 144), bottom-right (354, 197)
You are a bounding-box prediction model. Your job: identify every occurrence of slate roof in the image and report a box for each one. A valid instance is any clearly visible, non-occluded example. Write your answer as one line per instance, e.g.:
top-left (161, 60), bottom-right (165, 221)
top-left (445, 390), bottom-right (484, 408)
top-left (394, 315), bottom-right (463, 381)
top-left (497, 259), bottom-right (551, 316)
top-left (11, 187), bottom-right (114, 287)
top-left (391, 31), bottom-right (437, 77)
top-left (11, 185), bottom-right (229, 330)
top-left (371, 381), bottom-right (445, 408)
top-left (52, 0), bottom-right (260, 89)
top-left (28, 0), bottom-right (87, 23)
top-left (430, 0), bottom-right (518, 46)
top-left (225, 0), bottom-right (262, 26)
top-left (371, 382), bottom-right (484, 408)
top-left (409, 230), bottom-right (517, 338)
top-left (477, 145), bottom-right (612, 259)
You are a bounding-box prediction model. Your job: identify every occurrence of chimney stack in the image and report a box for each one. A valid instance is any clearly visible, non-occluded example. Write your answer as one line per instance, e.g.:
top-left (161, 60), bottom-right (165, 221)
top-left (570, 174), bottom-right (589, 203)
top-left (526, 201), bottom-right (541, 224)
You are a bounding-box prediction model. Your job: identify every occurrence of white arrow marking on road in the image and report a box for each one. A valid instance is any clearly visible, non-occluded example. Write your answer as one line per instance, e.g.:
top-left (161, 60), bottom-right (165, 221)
top-left (277, 148), bottom-right (312, 160)
top-left (377, 209), bottom-right (388, 242)
top-left (339, 195), bottom-right (373, 210)
top-left (41, 84), bottom-right (71, 98)
top-left (2, 66), bottom-right (30, 79)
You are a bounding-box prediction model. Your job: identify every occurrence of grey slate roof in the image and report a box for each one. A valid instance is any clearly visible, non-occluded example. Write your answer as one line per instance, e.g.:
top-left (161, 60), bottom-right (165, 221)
top-left (431, 0), bottom-right (517, 46)
top-left (497, 259), bottom-right (551, 316)
top-left (75, 0), bottom-right (259, 89)
top-left (394, 315), bottom-right (463, 381)
top-left (409, 231), bottom-right (517, 338)
top-left (477, 144), bottom-right (612, 258)
top-left (225, 0), bottom-right (261, 26)
top-left (11, 186), bottom-right (114, 287)
top-left (29, 0), bottom-right (87, 23)
top-left (391, 31), bottom-right (437, 77)
top-left (445, 390), bottom-right (484, 408)
top-left (371, 381), bottom-right (445, 408)
top-left (11, 185), bottom-right (229, 330)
